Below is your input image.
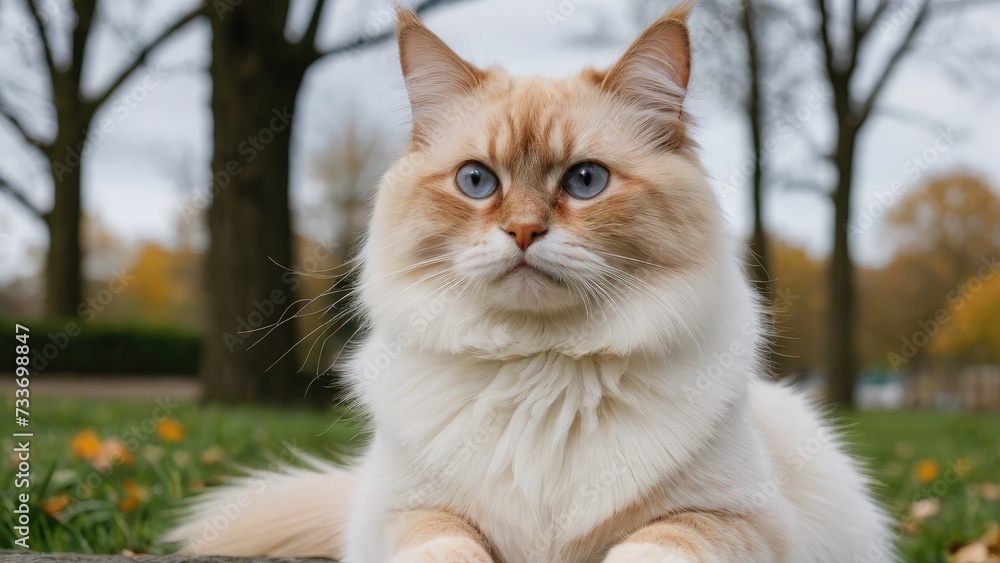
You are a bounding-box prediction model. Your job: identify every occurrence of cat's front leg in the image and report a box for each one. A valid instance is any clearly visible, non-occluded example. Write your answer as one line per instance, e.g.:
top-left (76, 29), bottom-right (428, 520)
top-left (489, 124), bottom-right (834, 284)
top-left (604, 511), bottom-right (786, 563)
top-left (387, 509), bottom-right (494, 563)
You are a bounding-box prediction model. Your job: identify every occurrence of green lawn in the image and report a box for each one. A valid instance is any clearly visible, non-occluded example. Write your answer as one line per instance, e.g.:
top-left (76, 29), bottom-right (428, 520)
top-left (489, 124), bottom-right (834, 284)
top-left (1, 398), bottom-right (997, 561)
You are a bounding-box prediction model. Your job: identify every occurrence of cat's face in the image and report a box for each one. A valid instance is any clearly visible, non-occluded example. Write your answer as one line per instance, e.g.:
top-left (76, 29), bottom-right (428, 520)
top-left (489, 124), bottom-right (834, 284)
top-left (361, 6), bottom-right (728, 353)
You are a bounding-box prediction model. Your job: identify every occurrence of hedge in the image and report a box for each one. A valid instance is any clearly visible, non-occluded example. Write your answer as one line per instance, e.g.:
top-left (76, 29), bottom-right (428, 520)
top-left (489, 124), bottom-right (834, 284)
top-left (3, 318), bottom-right (201, 375)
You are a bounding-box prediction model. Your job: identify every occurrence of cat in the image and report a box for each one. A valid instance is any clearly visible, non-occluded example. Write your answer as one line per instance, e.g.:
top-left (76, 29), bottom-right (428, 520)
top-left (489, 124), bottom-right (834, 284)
top-left (165, 4), bottom-right (894, 562)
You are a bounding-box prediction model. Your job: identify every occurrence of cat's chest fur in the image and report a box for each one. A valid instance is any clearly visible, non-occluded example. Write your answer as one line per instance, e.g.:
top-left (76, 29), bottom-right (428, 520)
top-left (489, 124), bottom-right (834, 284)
top-left (358, 343), bottom-right (761, 561)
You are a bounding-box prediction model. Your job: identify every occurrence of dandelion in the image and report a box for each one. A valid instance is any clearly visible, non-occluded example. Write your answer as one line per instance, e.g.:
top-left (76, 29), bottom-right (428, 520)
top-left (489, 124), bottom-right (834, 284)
top-left (915, 459), bottom-right (940, 484)
top-left (118, 479), bottom-right (145, 512)
top-left (157, 418), bottom-right (186, 442)
top-left (70, 429), bottom-right (102, 460)
top-left (41, 495), bottom-right (71, 517)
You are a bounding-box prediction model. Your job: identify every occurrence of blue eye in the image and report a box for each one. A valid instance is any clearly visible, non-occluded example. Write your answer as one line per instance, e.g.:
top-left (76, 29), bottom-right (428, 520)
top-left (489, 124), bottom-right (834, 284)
top-left (562, 162), bottom-right (610, 199)
top-left (456, 162), bottom-right (499, 199)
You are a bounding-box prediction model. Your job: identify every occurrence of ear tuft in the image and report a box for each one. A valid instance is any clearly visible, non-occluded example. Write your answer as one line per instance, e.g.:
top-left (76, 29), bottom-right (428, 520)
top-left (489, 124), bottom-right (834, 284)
top-left (396, 8), bottom-right (483, 134)
top-left (601, 2), bottom-right (694, 119)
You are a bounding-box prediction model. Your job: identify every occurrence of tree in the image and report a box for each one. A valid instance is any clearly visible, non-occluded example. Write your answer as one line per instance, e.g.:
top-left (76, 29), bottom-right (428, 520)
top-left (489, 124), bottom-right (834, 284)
top-left (634, 0), bottom-right (806, 299)
top-left (931, 274), bottom-right (1000, 365)
top-left (199, 0), bottom-right (475, 404)
top-left (859, 173), bottom-right (1000, 371)
top-left (809, 0), bottom-right (998, 408)
top-left (768, 240), bottom-right (827, 374)
top-left (0, 0), bottom-right (205, 317)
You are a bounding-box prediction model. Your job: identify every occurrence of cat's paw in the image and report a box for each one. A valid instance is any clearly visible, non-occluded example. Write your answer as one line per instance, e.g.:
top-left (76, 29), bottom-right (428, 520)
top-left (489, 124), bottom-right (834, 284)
top-left (390, 536), bottom-right (493, 563)
top-left (604, 542), bottom-right (697, 563)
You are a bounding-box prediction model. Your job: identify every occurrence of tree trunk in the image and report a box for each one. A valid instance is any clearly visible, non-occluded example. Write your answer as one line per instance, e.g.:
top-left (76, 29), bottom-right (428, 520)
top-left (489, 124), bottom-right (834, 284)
top-left (826, 122), bottom-right (858, 408)
top-left (44, 87), bottom-right (87, 318)
top-left (742, 0), bottom-right (770, 301)
top-left (200, 6), bottom-right (321, 405)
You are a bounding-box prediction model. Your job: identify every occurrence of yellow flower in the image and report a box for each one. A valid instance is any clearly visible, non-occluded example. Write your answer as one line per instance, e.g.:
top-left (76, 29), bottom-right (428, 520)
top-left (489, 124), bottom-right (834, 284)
top-left (41, 495), bottom-right (71, 517)
top-left (915, 459), bottom-right (940, 484)
top-left (156, 418), bottom-right (185, 442)
top-left (70, 429), bottom-right (102, 460)
top-left (118, 479), bottom-right (145, 512)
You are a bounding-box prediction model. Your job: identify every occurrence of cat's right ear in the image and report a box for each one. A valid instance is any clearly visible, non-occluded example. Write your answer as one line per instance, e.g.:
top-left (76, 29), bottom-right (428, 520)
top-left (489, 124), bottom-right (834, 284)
top-left (396, 8), bottom-right (483, 132)
top-left (599, 4), bottom-right (693, 120)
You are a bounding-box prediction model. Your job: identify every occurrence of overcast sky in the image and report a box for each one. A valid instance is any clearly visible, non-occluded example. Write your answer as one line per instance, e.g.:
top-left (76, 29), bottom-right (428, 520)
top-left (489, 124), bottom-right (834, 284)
top-left (1, 0), bottom-right (998, 286)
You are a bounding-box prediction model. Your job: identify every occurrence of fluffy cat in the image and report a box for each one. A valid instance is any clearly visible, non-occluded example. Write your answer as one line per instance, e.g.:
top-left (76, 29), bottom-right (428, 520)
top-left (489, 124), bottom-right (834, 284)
top-left (165, 5), bottom-right (894, 562)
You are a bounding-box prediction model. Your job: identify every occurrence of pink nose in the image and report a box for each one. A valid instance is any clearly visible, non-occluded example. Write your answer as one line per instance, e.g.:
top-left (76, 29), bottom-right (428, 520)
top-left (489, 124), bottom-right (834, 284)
top-left (505, 222), bottom-right (547, 251)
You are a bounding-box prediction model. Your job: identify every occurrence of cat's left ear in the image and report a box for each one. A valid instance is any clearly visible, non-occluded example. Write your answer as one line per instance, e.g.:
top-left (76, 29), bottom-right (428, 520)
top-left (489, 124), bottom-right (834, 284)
top-left (601, 3), bottom-right (693, 118)
top-left (396, 8), bottom-right (483, 133)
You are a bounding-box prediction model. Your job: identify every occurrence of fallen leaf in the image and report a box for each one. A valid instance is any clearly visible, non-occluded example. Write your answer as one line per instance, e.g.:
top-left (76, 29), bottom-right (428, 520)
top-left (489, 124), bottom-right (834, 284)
top-left (979, 483), bottom-right (1000, 502)
top-left (156, 418), bottom-right (185, 442)
top-left (70, 429), bottom-right (102, 460)
top-left (92, 438), bottom-right (134, 471)
top-left (952, 542), bottom-right (990, 563)
top-left (915, 459), bottom-right (940, 484)
top-left (200, 446), bottom-right (225, 465)
top-left (910, 498), bottom-right (940, 521)
top-left (983, 522), bottom-right (1000, 550)
top-left (950, 522), bottom-right (1000, 563)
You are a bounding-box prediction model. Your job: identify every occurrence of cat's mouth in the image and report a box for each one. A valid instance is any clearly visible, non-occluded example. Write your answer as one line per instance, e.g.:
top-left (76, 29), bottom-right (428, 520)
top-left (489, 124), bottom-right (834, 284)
top-left (503, 258), bottom-right (558, 283)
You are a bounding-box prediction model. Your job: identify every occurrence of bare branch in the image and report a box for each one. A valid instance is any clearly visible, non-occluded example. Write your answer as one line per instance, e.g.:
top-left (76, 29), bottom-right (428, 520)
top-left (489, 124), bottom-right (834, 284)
top-left (812, 0), bottom-right (840, 83)
top-left (317, 0), bottom-right (478, 60)
top-left (877, 104), bottom-right (953, 133)
top-left (857, 0), bottom-right (932, 125)
top-left (83, 4), bottom-right (206, 116)
top-left (298, 0), bottom-right (331, 52)
top-left (856, 0), bottom-right (890, 40)
top-left (0, 175), bottom-right (44, 219)
top-left (24, 0), bottom-right (59, 83)
top-left (0, 92), bottom-right (50, 154)
top-left (70, 0), bottom-right (98, 88)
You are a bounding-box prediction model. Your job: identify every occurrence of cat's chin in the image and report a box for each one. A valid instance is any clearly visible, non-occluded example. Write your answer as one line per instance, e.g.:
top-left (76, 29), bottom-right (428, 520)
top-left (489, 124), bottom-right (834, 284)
top-left (487, 265), bottom-right (579, 312)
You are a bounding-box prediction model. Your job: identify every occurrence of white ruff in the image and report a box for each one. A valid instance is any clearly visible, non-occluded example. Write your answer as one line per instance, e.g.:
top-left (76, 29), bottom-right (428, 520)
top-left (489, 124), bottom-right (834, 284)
top-left (341, 256), bottom-right (894, 562)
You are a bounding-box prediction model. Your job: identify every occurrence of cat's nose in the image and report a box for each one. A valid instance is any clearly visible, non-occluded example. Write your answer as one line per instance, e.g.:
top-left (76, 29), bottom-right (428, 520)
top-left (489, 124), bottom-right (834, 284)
top-left (504, 222), bottom-right (548, 251)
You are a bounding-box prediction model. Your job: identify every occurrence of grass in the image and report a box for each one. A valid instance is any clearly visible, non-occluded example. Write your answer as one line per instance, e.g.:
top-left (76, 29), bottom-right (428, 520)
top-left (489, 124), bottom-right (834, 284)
top-left (1, 398), bottom-right (997, 561)
top-left (0, 397), bottom-right (367, 555)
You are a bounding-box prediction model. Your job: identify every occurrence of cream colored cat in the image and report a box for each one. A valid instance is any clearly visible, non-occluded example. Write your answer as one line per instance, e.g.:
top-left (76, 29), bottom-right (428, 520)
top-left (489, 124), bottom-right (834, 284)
top-left (166, 5), bottom-right (894, 562)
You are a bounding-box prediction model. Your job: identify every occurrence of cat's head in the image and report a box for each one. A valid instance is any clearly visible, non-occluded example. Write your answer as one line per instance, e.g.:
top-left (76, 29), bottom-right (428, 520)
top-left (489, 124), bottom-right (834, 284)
top-left (359, 4), bottom-right (742, 358)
